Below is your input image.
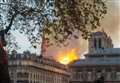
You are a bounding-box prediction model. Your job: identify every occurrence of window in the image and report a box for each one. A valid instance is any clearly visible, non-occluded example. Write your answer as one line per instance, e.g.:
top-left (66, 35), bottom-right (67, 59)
top-left (17, 80), bottom-right (29, 83)
top-left (88, 72), bottom-right (92, 81)
top-left (116, 72), bottom-right (120, 80)
top-left (17, 72), bottom-right (29, 78)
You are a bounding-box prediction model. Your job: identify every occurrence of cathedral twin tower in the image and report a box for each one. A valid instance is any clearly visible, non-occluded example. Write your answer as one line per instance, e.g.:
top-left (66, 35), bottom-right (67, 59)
top-left (88, 31), bottom-right (113, 53)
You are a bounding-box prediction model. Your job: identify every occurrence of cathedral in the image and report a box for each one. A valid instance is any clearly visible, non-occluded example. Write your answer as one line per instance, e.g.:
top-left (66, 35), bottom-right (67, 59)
top-left (8, 31), bottom-right (120, 83)
top-left (70, 31), bottom-right (120, 83)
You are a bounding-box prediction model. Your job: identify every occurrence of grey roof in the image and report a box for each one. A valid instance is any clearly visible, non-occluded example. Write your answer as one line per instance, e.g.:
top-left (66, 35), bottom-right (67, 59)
top-left (91, 31), bottom-right (107, 37)
top-left (89, 48), bottom-right (120, 55)
top-left (93, 31), bottom-right (104, 35)
top-left (73, 57), bottom-right (120, 66)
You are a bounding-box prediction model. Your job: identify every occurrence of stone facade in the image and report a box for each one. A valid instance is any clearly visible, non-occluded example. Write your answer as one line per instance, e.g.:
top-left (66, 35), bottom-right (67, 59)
top-left (70, 60), bottom-right (120, 83)
top-left (70, 31), bottom-right (120, 83)
top-left (8, 51), bottom-right (70, 83)
top-left (88, 31), bottom-right (113, 53)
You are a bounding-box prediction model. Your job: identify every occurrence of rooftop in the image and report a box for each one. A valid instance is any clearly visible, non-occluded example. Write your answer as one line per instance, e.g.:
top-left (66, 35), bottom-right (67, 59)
top-left (71, 57), bottom-right (120, 66)
top-left (91, 31), bottom-right (108, 37)
top-left (8, 53), bottom-right (68, 70)
top-left (88, 48), bottom-right (120, 55)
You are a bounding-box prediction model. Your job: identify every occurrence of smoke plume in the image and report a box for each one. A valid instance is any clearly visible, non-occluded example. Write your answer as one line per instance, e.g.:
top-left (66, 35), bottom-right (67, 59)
top-left (45, 0), bottom-right (120, 58)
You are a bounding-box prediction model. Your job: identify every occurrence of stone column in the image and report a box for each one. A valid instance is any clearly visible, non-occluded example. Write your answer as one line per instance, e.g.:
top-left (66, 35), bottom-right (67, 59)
top-left (111, 68), bottom-right (116, 81)
top-left (92, 68), bottom-right (96, 80)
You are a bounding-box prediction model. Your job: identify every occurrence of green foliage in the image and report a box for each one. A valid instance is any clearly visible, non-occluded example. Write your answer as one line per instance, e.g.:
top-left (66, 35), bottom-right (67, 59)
top-left (0, 0), bottom-right (107, 49)
top-left (0, 0), bottom-right (52, 49)
top-left (45, 0), bottom-right (107, 46)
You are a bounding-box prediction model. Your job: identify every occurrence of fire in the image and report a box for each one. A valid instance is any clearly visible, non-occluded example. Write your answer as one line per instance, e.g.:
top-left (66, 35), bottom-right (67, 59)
top-left (54, 49), bottom-right (79, 65)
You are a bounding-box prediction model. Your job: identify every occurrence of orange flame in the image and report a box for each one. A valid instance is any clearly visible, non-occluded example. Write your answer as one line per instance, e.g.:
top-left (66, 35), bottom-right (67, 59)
top-left (54, 49), bottom-right (79, 65)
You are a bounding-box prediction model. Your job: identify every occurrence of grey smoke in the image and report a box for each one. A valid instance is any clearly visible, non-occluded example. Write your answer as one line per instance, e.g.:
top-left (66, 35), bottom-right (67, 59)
top-left (46, 0), bottom-right (120, 58)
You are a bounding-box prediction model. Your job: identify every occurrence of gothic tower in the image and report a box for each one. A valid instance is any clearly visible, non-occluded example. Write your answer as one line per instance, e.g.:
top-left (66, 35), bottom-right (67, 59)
top-left (88, 31), bottom-right (113, 53)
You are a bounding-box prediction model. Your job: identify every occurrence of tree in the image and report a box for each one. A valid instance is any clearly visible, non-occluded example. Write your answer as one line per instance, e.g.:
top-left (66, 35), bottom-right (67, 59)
top-left (45, 0), bottom-right (107, 46)
top-left (0, 0), bottom-right (107, 50)
top-left (0, 0), bottom-right (53, 50)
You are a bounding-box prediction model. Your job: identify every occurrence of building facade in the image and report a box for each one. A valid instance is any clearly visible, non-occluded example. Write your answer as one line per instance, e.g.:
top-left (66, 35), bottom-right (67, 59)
top-left (70, 31), bottom-right (120, 83)
top-left (9, 31), bottom-right (120, 83)
top-left (8, 51), bottom-right (70, 83)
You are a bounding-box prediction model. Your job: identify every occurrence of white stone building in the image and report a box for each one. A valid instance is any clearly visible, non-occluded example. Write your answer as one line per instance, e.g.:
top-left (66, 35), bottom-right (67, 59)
top-left (70, 31), bottom-right (120, 83)
top-left (8, 51), bottom-right (70, 83)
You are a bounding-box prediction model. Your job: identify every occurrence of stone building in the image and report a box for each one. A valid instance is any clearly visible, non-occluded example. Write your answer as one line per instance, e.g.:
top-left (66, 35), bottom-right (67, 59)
top-left (70, 31), bottom-right (120, 83)
top-left (8, 51), bottom-right (70, 83)
top-left (88, 31), bottom-right (113, 52)
top-left (8, 31), bottom-right (120, 83)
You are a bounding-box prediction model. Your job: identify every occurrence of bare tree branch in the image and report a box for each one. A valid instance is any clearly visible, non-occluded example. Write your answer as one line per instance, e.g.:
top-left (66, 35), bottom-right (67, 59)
top-left (5, 13), bottom-right (18, 34)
